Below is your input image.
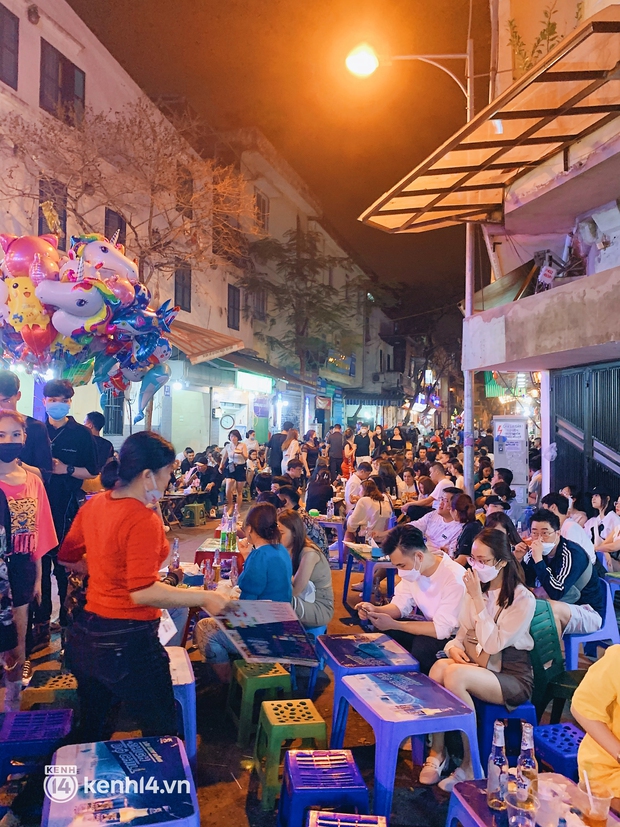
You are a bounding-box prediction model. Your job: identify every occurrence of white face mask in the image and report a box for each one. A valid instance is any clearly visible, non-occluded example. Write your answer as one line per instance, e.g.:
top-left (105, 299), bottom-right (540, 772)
top-left (398, 557), bottom-right (422, 582)
top-left (470, 559), bottom-right (500, 583)
top-left (145, 472), bottom-right (163, 505)
top-left (542, 541), bottom-right (556, 556)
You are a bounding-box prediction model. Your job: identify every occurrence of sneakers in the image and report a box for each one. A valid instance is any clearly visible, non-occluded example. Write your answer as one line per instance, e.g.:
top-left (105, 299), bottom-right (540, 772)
top-left (437, 766), bottom-right (474, 793)
top-left (209, 508), bottom-right (217, 519)
top-left (21, 660), bottom-right (32, 685)
top-left (351, 583), bottom-right (364, 592)
top-left (419, 752), bottom-right (448, 785)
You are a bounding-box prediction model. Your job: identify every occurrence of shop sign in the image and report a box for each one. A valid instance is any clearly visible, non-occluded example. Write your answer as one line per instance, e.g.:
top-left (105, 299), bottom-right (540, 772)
top-left (236, 371), bottom-right (273, 394)
top-left (253, 395), bottom-right (271, 418)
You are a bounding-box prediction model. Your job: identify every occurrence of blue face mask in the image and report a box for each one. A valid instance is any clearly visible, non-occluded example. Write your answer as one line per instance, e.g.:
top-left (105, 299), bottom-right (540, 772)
top-left (45, 401), bottom-right (70, 420)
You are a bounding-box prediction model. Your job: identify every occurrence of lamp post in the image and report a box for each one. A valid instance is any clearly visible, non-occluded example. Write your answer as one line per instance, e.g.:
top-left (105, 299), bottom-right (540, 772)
top-left (347, 41), bottom-right (476, 497)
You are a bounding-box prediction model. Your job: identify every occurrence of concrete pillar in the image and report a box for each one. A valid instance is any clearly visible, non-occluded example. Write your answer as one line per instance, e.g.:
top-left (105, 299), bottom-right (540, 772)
top-left (540, 370), bottom-right (551, 496)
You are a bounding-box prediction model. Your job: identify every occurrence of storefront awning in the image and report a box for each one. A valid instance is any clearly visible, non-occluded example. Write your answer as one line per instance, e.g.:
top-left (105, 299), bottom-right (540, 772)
top-left (168, 321), bottom-right (244, 365)
top-left (215, 352), bottom-right (318, 390)
top-left (360, 6), bottom-right (620, 233)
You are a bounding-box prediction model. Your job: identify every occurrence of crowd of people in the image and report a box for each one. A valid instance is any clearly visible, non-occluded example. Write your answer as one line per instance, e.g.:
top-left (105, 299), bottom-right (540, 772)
top-left (0, 395), bottom-right (619, 826)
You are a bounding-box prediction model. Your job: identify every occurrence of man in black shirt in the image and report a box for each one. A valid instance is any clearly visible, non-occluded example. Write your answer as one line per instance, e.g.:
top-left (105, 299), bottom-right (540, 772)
top-left (83, 411), bottom-right (114, 472)
top-left (326, 423), bottom-right (344, 481)
top-left (33, 379), bottom-right (97, 648)
top-left (353, 425), bottom-right (373, 466)
top-left (0, 371), bottom-right (53, 481)
top-left (267, 420), bottom-right (293, 475)
top-left (180, 448), bottom-right (196, 475)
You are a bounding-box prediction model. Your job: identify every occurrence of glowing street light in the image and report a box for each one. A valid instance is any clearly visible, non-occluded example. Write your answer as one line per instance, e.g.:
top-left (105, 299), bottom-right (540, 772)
top-left (346, 43), bottom-right (380, 77)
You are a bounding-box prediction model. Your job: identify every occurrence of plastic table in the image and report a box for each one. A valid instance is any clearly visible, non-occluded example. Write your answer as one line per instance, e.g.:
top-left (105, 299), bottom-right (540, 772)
top-left (318, 517), bottom-right (346, 568)
top-left (316, 633), bottom-right (419, 734)
top-left (42, 736), bottom-right (199, 827)
top-left (342, 544), bottom-right (397, 618)
top-left (330, 671), bottom-right (483, 820)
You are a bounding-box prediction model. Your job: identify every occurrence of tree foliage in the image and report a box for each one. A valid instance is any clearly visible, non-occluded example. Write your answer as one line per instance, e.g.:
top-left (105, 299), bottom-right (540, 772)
top-left (0, 100), bottom-right (254, 283)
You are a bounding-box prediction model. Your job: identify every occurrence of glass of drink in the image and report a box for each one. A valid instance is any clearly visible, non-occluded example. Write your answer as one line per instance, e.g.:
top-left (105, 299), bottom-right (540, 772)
top-left (505, 792), bottom-right (538, 827)
top-left (578, 783), bottom-right (612, 827)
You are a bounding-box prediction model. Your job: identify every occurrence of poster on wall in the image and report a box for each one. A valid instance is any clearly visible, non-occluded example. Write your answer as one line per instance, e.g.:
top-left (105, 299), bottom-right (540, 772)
top-left (253, 395), bottom-right (270, 418)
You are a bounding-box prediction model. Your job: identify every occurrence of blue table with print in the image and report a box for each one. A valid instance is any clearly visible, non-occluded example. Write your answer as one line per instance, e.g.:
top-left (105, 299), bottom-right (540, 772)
top-left (330, 671), bottom-right (483, 821)
top-left (342, 543), bottom-right (397, 617)
top-left (317, 633), bottom-right (419, 734)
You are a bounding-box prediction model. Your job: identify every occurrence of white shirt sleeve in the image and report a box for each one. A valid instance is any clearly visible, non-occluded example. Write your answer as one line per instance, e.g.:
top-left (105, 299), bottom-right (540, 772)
top-left (411, 511), bottom-right (431, 533)
top-left (347, 497), bottom-right (369, 530)
top-left (431, 576), bottom-right (467, 640)
top-left (391, 579), bottom-right (415, 618)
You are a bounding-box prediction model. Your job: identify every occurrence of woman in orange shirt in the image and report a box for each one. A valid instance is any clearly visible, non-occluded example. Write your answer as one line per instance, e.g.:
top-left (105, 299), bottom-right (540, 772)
top-left (60, 431), bottom-right (227, 742)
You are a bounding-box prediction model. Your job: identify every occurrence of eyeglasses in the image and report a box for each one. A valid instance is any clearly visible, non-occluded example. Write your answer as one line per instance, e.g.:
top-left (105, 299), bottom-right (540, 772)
top-left (530, 529), bottom-right (555, 538)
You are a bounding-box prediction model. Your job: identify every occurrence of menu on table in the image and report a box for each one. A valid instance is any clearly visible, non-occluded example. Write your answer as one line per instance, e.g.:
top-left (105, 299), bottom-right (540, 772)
top-left (324, 633), bottom-right (415, 668)
top-left (346, 672), bottom-right (469, 721)
top-left (212, 600), bottom-right (319, 666)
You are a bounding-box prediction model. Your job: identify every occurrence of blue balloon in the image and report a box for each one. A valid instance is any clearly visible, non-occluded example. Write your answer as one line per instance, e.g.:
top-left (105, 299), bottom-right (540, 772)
top-left (133, 363), bottom-right (171, 424)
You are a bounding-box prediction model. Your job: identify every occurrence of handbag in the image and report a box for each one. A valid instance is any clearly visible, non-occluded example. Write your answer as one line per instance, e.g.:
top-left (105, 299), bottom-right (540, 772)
top-left (463, 606), bottom-right (503, 668)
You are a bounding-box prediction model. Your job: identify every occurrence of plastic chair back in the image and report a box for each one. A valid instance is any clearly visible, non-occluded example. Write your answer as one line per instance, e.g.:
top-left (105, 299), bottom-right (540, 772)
top-left (564, 578), bottom-right (620, 670)
top-left (528, 599), bottom-right (565, 715)
top-left (597, 551), bottom-right (610, 572)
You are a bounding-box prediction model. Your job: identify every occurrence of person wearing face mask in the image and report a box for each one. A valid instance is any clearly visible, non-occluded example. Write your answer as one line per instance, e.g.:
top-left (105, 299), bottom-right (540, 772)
top-left (357, 525), bottom-right (465, 676)
top-left (31, 380), bottom-right (98, 652)
top-left (58, 431), bottom-right (228, 741)
top-left (541, 492), bottom-right (595, 563)
top-left (424, 529), bottom-right (536, 790)
top-left (520, 509), bottom-right (604, 641)
top-left (354, 425), bottom-right (374, 466)
top-left (0, 410), bottom-right (56, 710)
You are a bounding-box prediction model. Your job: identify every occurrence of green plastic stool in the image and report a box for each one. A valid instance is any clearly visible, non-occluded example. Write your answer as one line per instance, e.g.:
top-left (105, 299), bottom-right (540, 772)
top-left (21, 670), bottom-right (77, 710)
top-left (226, 661), bottom-right (292, 748)
top-left (253, 699), bottom-right (327, 810)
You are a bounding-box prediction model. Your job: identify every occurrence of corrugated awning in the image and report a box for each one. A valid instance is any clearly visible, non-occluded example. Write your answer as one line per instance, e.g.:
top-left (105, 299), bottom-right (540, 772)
top-left (344, 392), bottom-right (404, 406)
top-left (168, 321), bottom-right (244, 365)
top-left (360, 6), bottom-right (620, 234)
top-left (215, 352), bottom-right (318, 390)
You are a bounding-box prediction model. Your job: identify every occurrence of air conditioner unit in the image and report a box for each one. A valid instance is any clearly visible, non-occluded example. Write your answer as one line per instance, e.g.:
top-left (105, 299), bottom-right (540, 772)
top-left (372, 373), bottom-right (380, 382)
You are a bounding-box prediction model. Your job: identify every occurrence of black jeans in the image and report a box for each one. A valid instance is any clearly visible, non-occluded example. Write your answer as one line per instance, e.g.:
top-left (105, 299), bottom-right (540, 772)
top-left (31, 547), bottom-right (68, 626)
top-left (65, 611), bottom-right (177, 743)
top-left (387, 628), bottom-right (450, 675)
top-left (329, 457), bottom-right (342, 481)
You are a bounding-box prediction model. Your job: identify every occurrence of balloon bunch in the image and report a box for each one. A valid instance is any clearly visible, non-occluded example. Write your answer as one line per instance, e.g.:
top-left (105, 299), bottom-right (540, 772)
top-left (0, 232), bottom-right (179, 423)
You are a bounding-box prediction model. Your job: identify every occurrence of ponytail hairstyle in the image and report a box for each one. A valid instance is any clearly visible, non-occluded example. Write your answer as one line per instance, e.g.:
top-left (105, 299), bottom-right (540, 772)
top-left (493, 481), bottom-right (516, 502)
top-left (244, 502), bottom-right (281, 544)
top-left (451, 493), bottom-right (476, 524)
top-left (474, 528), bottom-right (525, 609)
top-left (100, 431), bottom-right (175, 490)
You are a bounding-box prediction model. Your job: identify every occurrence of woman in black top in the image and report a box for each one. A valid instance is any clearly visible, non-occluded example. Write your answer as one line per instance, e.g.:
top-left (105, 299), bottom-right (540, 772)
top-left (301, 430), bottom-right (320, 475)
top-left (305, 469), bottom-right (333, 514)
top-left (451, 493), bottom-right (482, 565)
top-left (372, 425), bottom-right (388, 458)
top-left (388, 426), bottom-right (406, 454)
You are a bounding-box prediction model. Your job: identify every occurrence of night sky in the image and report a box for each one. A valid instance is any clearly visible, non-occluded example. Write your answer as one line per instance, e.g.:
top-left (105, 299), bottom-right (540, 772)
top-left (67, 0), bottom-right (491, 316)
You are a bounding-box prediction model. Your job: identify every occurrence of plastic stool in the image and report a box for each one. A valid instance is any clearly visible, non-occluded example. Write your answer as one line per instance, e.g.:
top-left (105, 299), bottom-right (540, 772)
top-left (564, 580), bottom-right (620, 670)
top-left (474, 700), bottom-right (538, 767)
top-left (226, 661), bottom-right (291, 748)
top-left (182, 502), bottom-right (207, 526)
top-left (445, 780), bottom-right (489, 827)
top-left (306, 626), bottom-right (327, 698)
top-left (307, 814), bottom-right (386, 827)
top-left (21, 670), bottom-right (77, 709)
top-left (278, 749), bottom-right (369, 827)
top-left (534, 723), bottom-right (585, 781)
top-left (166, 647), bottom-right (197, 771)
top-left (0, 710), bottom-right (73, 784)
top-left (253, 699), bottom-right (328, 810)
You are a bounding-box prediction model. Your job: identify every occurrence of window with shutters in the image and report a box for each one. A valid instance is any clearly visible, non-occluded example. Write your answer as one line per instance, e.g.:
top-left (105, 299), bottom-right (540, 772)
top-left (39, 39), bottom-right (85, 125)
top-left (0, 3), bottom-right (18, 90)
top-left (38, 179), bottom-right (67, 250)
top-left (174, 265), bottom-right (192, 312)
top-left (254, 189), bottom-right (269, 232)
top-left (228, 284), bottom-right (240, 330)
top-left (104, 208), bottom-right (126, 247)
top-left (103, 389), bottom-right (124, 436)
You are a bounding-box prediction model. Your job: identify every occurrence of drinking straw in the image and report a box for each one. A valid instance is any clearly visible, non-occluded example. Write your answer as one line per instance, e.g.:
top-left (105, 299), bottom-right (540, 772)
top-left (583, 770), bottom-right (595, 812)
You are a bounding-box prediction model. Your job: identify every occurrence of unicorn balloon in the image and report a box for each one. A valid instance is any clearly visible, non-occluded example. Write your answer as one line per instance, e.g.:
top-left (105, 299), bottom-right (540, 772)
top-left (35, 276), bottom-right (120, 338)
top-left (60, 232), bottom-right (139, 284)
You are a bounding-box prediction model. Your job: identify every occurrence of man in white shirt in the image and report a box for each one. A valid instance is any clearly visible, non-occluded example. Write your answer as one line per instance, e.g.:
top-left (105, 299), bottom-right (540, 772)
top-left (409, 487), bottom-right (463, 554)
top-left (344, 462), bottom-right (372, 511)
top-left (541, 492), bottom-right (595, 563)
top-left (402, 463), bottom-right (455, 516)
top-left (357, 524), bottom-right (465, 675)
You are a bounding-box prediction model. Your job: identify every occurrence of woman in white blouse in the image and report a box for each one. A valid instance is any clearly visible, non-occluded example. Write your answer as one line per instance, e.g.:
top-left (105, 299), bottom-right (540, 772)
top-left (345, 478), bottom-right (392, 540)
top-left (423, 528), bottom-right (536, 792)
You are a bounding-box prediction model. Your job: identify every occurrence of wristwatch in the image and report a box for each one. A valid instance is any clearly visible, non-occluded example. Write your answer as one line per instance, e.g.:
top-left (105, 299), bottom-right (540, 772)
top-left (66, 465), bottom-right (75, 476)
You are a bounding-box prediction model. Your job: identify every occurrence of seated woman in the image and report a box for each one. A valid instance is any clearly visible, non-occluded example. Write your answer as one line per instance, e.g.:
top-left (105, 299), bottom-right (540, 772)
top-left (571, 644), bottom-right (620, 797)
top-left (278, 509), bottom-right (333, 629)
top-left (423, 529), bottom-right (536, 791)
top-left (306, 468), bottom-right (334, 515)
top-left (451, 493), bottom-right (482, 566)
top-left (346, 478), bottom-right (392, 541)
top-left (194, 502), bottom-right (292, 681)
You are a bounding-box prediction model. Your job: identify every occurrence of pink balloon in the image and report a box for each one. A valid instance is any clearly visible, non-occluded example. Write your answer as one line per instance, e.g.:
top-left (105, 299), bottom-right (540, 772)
top-left (0, 234), bottom-right (60, 280)
top-left (107, 275), bottom-right (135, 307)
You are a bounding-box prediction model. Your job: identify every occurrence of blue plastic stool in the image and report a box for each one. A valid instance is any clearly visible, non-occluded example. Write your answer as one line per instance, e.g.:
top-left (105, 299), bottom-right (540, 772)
top-left (445, 780), bottom-right (492, 827)
top-left (564, 579), bottom-right (620, 670)
top-left (0, 710), bottom-right (73, 784)
top-left (534, 723), bottom-right (585, 781)
top-left (166, 646), bottom-right (197, 771)
top-left (278, 750), bottom-right (369, 827)
top-left (306, 813), bottom-right (386, 827)
top-left (474, 699), bottom-right (538, 767)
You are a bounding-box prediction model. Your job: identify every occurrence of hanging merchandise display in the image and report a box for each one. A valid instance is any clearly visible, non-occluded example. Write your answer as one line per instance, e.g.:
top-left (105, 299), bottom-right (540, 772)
top-left (0, 232), bottom-right (178, 423)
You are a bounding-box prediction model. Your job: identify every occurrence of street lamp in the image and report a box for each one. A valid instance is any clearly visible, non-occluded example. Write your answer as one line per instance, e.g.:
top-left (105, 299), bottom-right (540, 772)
top-left (346, 39), bottom-right (477, 497)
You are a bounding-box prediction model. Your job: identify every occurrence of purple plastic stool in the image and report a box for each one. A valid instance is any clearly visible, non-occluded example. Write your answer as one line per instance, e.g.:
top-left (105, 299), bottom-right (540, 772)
top-left (0, 710), bottom-right (73, 783)
top-left (534, 723), bottom-right (584, 781)
top-left (306, 813), bottom-right (387, 827)
top-left (278, 750), bottom-right (369, 827)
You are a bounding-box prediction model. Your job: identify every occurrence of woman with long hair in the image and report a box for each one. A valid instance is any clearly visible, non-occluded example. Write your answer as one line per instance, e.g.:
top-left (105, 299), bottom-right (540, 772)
top-left (585, 488), bottom-right (620, 547)
top-left (341, 428), bottom-right (356, 479)
top-left (484, 511), bottom-right (523, 547)
top-left (423, 529), bottom-right (535, 791)
top-left (447, 460), bottom-right (465, 492)
top-left (346, 478), bottom-right (392, 540)
top-left (60, 431), bottom-right (228, 741)
top-left (378, 460), bottom-right (398, 497)
top-left (219, 429), bottom-right (248, 515)
top-left (278, 509), bottom-right (333, 628)
top-left (281, 428), bottom-right (300, 475)
top-left (306, 468), bottom-right (334, 515)
top-left (372, 425), bottom-right (388, 459)
top-left (194, 502), bottom-right (292, 681)
top-left (451, 493), bottom-right (482, 565)
top-left (388, 426), bottom-right (406, 455)
top-left (301, 430), bottom-right (319, 477)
